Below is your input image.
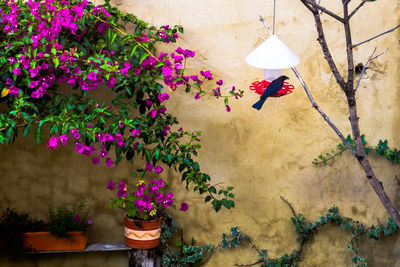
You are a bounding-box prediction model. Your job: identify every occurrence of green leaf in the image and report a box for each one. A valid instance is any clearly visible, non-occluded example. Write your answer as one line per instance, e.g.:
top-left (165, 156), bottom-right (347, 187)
top-left (23, 124), bottom-right (32, 137)
top-left (130, 44), bottom-right (138, 57)
top-left (208, 186), bottom-right (216, 194)
top-left (34, 126), bottom-right (43, 144)
top-left (154, 150), bottom-right (160, 161)
top-left (53, 57), bottom-right (59, 68)
top-left (110, 32), bottom-right (118, 45)
top-left (212, 200), bottom-right (221, 212)
top-left (139, 53), bottom-right (149, 64)
top-left (205, 196), bottom-right (212, 202)
top-left (144, 149), bottom-right (151, 163)
top-left (120, 35), bottom-right (132, 43)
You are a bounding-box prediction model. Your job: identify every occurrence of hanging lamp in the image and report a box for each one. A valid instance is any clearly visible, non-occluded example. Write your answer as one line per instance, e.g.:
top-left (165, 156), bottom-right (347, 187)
top-left (246, 7), bottom-right (300, 97)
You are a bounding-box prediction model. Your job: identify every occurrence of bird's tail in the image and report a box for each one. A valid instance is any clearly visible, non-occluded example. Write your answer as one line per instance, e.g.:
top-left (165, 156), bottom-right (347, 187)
top-left (252, 97), bottom-right (267, 110)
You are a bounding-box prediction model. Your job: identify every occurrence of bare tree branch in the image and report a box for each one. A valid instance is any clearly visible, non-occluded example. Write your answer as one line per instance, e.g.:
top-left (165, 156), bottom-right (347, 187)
top-left (352, 24), bottom-right (400, 48)
top-left (298, 0), bottom-right (400, 228)
top-left (349, 0), bottom-right (367, 18)
top-left (343, 1), bottom-right (355, 94)
top-left (303, 0), bottom-right (345, 23)
top-left (354, 47), bottom-right (388, 93)
top-left (291, 67), bottom-right (356, 155)
top-left (258, 14), bottom-right (273, 36)
top-left (298, 1), bottom-right (347, 90)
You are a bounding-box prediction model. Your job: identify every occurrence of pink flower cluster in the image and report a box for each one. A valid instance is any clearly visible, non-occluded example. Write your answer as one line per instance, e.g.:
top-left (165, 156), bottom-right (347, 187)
top-left (46, 134), bottom-right (68, 150)
top-left (107, 178), bottom-right (175, 216)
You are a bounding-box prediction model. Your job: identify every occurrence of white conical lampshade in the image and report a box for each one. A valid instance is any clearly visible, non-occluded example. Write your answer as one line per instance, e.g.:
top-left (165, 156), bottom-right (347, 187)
top-left (245, 35), bottom-right (300, 69)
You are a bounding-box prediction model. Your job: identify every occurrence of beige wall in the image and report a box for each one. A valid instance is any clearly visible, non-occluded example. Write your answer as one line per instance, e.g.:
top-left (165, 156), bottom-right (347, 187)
top-left (1, 1), bottom-right (400, 266)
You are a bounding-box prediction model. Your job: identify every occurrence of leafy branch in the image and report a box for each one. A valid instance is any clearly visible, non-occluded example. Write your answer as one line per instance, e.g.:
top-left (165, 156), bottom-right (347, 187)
top-left (313, 135), bottom-right (400, 166)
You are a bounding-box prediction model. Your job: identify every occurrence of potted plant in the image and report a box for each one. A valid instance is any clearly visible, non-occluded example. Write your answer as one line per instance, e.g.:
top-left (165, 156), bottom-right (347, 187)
top-left (22, 199), bottom-right (93, 252)
top-left (0, 208), bottom-right (45, 260)
top-left (107, 178), bottom-right (175, 249)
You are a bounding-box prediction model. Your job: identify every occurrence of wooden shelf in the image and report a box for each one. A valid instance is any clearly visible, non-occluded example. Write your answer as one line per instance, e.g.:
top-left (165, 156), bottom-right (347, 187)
top-left (31, 242), bottom-right (131, 254)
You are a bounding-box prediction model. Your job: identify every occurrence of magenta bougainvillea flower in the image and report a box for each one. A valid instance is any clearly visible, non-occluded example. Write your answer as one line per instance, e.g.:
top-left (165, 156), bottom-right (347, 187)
top-left (70, 128), bottom-right (81, 139)
top-left (59, 134), bottom-right (68, 146)
top-left (131, 128), bottom-right (141, 137)
top-left (99, 146), bottom-right (108, 158)
top-left (145, 162), bottom-right (153, 172)
top-left (97, 22), bottom-right (109, 34)
top-left (92, 157), bottom-right (100, 165)
top-left (47, 136), bottom-right (58, 150)
top-left (154, 166), bottom-right (163, 174)
top-left (148, 109), bottom-right (157, 118)
top-left (105, 157), bottom-right (115, 167)
top-left (106, 181), bottom-right (115, 190)
top-left (179, 202), bottom-right (189, 211)
top-left (158, 93), bottom-right (170, 102)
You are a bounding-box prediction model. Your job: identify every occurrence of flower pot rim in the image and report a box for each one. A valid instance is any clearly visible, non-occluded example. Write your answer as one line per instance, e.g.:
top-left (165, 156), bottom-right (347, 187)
top-left (23, 231), bottom-right (87, 237)
top-left (124, 213), bottom-right (163, 222)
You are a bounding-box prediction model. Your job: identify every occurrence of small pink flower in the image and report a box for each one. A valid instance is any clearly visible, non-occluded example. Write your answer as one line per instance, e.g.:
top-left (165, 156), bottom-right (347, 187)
top-left (158, 93), bottom-right (170, 102)
top-left (145, 163), bottom-right (153, 172)
top-left (154, 166), bottom-right (163, 174)
top-left (59, 134), bottom-right (68, 146)
top-left (131, 129), bottom-right (141, 137)
top-left (47, 136), bottom-right (58, 150)
top-left (180, 202), bottom-right (189, 211)
top-left (194, 92), bottom-right (200, 100)
top-left (92, 157), bottom-right (100, 165)
top-left (106, 181), bottom-right (115, 190)
top-left (148, 109), bottom-right (157, 118)
top-left (105, 158), bottom-right (115, 167)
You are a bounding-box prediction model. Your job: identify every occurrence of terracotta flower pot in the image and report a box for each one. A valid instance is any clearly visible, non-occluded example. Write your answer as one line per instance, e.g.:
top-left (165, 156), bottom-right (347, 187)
top-left (23, 231), bottom-right (88, 251)
top-left (124, 215), bottom-right (162, 249)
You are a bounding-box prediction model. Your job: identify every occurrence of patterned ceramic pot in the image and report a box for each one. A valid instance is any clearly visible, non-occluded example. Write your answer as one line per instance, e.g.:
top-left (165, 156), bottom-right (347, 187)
top-left (124, 215), bottom-right (162, 249)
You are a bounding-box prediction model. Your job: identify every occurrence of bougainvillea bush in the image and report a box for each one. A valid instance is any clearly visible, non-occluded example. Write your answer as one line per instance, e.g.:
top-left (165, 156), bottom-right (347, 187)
top-left (0, 0), bottom-right (242, 211)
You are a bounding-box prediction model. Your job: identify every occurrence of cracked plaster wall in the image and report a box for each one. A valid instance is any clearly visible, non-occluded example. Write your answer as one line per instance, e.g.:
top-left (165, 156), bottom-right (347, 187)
top-left (0, 0), bottom-right (400, 266)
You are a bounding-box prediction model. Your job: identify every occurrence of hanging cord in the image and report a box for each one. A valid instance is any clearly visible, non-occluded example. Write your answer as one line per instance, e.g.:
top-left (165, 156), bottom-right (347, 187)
top-left (273, 0), bottom-right (276, 34)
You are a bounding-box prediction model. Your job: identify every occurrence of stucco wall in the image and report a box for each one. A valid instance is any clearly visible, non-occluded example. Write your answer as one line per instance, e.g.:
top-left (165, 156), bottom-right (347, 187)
top-left (1, 0), bottom-right (400, 266)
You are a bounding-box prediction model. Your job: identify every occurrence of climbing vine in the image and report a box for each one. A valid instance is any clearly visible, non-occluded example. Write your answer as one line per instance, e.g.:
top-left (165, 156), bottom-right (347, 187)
top-left (161, 198), bottom-right (398, 267)
top-left (313, 135), bottom-right (400, 166)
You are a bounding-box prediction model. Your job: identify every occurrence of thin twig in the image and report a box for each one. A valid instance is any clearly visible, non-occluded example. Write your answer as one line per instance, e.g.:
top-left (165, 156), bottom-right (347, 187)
top-left (291, 67), bottom-right (356, 156)
top-left (370, 48), bottom-right (389, 61)
top-left (258, 14), bottom-right (273, 36)
top-left (349, 0), bottom-right (367, 18)
top-left (303, 0), bottom-right (345, 23)
top-left (0, 121), bottom-right (40, 132)
top-left (313, 147), bottom-right (348, 165)
top-left (280, 196), bottom-right (299, 221)
top-left (352, 24), bottom-right (400, 48)
top-left (235, 260), bottom-right (263, 267)
top-left (90, 14), bottom-right (161, 62)
top-left (354, 47), bottom-right (388, 93)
